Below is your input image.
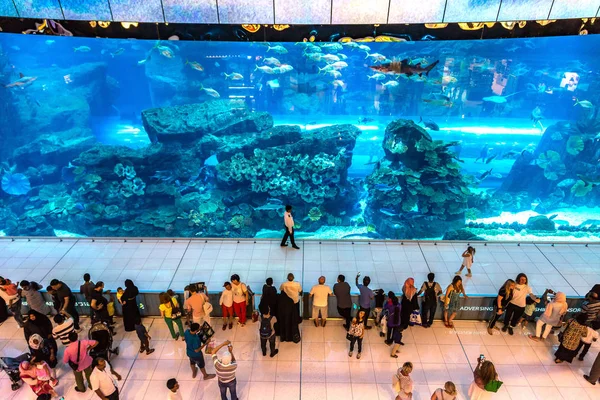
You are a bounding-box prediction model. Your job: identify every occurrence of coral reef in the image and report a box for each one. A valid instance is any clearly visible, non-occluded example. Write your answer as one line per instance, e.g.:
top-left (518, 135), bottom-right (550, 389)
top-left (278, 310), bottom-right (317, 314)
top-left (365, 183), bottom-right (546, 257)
top-left (364, 120), bottom-right (470, 238)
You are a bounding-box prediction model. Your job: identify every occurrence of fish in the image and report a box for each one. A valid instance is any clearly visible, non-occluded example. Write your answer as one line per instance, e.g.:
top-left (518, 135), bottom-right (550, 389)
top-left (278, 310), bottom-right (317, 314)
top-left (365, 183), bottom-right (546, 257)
top-left (200, 84), bottom-right (220, 98)
top-left (332, 80), bottom-right (346, 89)
top-left (366, 53), bottom-right (387, 61)
top-left (357, 44), bottom-right (371, 52)
top-left (330, 61), bottom-right (348, 70)
top-left (224, 72), bottom-right (244, 80)
top-left (338, 54), bottom-right (348, 60)
top-left (368, 73), bottom-right (386, 81)
top-left (74, 46), bottom-right (91, 52)
top-left (485, 155), bottom-right (497, 164)
top-left (138, 54), bottom-right (152, 65)
top-left (506, 44), bottom-right (520, 52)
top-left (358, 117), bottom-right (375, 123)
top-left (574, 99), bottom-right (594, 108)
top-left (382, 81), bottom-right (399, 88)
top-left (482, 91), bottom-right (525, 104)
top-left (370, 59), bottom-right (439, 77)
top-left (320, 43), bottom-right (343, 52)
top-left (375, 183), bottom-right (394, 191)
top-left (479, 168), bottom-right (493, 180)
top-left (263, 57), bottom-right (281, 66)
top-left (111, 48), bottom-right (125, 57)
top-left (421, 98), bottom-right (453, 107)
top-left (45, 40), bottom-right (55, 45)
top-left (266, 79), bottom-right (280, 89)
top-left (267, 45), bottom-right (288, 54)
top-left (327, 70), bottom-right (342, 79)
top-left (322, 54), bottom-right (341, 63)
top-left (475, 145), bottom-right (489, 163)
top-left (418, 117), bottom-right (439, 131)
top-left (266, 198), bottom-right (283, 204)
top-left (75, 203), bottom-right (85, 211)
top-left (255, 65), bottom-right (275, 74)
top-left (4, 73), bottom-right (37, 89)
top-left (318, 64), bottom-right (336, 74)
top-left (186, 60), bottom-right (204, 71)
top-left (215, 62), bottom-right (220, 67)
top-left (379, 208), bottom-right (397, 217)
top-left (155, 45), bottom-right (174, 58)
top-left (442, 76), bottom-right (457, 84)
top-left (304, 53), bottom-right (322, 62)
top-left (273, 64), bottom-right (294, 74)
top-left (252, 203), bottom-right (285, 211)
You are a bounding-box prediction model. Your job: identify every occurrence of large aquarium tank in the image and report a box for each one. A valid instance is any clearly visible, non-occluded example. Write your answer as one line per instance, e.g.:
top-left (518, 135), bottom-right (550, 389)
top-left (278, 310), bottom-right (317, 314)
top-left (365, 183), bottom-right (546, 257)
top-left (0, 33), bottom-right (599, 241)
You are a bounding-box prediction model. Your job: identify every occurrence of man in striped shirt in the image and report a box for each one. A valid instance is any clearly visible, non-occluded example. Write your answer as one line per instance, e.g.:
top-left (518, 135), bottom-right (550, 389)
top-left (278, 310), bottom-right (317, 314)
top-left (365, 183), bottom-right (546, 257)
top-left (583, 292), bottom-right (600, 329)
top-left (210, 340), bottom-right (238, 400)
top-left (52, 312), bottom-right (75, 345)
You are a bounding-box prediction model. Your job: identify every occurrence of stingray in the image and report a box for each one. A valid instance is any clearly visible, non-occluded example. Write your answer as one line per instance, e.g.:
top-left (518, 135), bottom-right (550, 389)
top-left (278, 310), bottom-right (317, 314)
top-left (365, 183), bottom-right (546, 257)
top-left (482, 91), bottom-right (525, 104)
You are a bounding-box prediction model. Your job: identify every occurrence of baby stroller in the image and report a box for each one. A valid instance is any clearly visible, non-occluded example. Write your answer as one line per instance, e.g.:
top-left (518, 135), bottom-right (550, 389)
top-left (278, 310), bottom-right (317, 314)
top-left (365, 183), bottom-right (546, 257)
top-left (0, 353), bottom-right (30, 390)
top-left (89, 321), bottom-right (119, 361)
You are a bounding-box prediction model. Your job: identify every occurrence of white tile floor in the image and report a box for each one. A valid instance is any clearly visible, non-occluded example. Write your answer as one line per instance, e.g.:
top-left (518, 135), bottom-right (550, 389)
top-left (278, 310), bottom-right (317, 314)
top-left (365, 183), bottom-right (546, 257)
top-left (1, 316), bottom-right (599, 400)
top-left (0, 239), bottom-right (599, 296)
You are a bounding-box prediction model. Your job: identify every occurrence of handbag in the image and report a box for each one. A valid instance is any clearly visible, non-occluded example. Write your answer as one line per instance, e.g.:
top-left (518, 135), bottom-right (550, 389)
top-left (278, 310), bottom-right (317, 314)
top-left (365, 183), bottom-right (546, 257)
top-left (203, 299), bottom-right (213, 315)
top-left (68, 341), bottom-right (81, 371)
top-left (170, 299), bottom-right (182, 319)
top-left (409, 310), bottom-right (422, 326)
top-left (346, 333), bottom-right (353, 341)
top-left (484, 379), bottom-right (503, 392)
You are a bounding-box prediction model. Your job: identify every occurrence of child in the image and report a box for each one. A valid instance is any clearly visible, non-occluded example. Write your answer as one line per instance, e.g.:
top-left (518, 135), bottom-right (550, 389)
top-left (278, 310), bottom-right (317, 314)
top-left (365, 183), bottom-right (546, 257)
top-left (521, 288), bottom-right (553, 329)
top-left (134, 318), bottom-right (155, 355)
top-left (220, 282), bottom-right (234, 330)
top-left (432, 381), bottom-right (457, 400)
top-left (166, 378), bottom-right (182, 400)
top-left (393, 362), bottom-right (414, 400)
top-left (259, 305), bottom-right (278, 358)
top-left (456, 246), bottom-right (475, 277)
top-left (348, 310), bottom-right (366, 359)
top-left (34, 360), bottom-right (63, 399)
top-left (116, 287), bottom-right (124, 305)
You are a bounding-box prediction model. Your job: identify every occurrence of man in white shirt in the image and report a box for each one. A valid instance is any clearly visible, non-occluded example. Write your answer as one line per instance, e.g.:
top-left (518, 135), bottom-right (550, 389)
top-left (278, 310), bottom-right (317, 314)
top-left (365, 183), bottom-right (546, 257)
top-left (310, 276), bottom-right (333, 327)
top-left (280, 205), bottom-right (300, 249)
top-left (90, 357), bottom-right (122, 400)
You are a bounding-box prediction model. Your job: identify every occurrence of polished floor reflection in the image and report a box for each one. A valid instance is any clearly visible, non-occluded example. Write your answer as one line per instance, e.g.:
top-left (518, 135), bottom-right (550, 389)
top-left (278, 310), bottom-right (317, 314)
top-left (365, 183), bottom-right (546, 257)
top-left (1, 316), bottom-right (599, 399)
top-left (0, 239), bottom-right (599, 296)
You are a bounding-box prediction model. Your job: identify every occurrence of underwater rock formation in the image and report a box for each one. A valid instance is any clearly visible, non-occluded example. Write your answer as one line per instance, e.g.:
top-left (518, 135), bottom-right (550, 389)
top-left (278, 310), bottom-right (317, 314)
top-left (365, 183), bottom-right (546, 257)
top-left (525, 215), bottom-right (556, 232)
top-left (500, 121), bottom-right (600, 210)
top-left (142, 100), bottom-right (273, 143)
top-left (364, 119), bottom-right (470, 239)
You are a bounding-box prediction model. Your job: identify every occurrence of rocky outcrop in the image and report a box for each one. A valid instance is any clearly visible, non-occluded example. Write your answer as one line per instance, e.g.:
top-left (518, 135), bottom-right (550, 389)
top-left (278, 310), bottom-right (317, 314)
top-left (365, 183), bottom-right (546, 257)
top-left (142, 100), bottom-right (274, 143)
top-left (364, 119), bottom-right (469, 239)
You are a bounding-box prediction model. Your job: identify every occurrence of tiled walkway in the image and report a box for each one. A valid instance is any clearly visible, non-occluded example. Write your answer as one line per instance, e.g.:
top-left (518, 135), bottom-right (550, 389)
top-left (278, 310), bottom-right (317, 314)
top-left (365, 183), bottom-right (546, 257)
top-left (1, 316), bottom-right (599, 400)
top-left (0, 239), bottom-right (599, 296)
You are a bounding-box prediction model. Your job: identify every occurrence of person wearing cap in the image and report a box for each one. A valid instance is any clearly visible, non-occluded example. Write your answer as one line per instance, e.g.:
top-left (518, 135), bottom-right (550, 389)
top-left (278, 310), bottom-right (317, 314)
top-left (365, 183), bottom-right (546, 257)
top-left (220, 282), bottom-right (234, 331)
top-left (209, 340), bottom-right (238, 400)
top-left (166, 378), bottom-right (182, 400)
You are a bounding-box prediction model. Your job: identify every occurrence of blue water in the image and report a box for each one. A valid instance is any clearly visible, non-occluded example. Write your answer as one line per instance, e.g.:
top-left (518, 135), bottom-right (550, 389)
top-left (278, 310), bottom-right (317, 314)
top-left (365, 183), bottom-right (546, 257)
top-left (0, 34), bottom-right (598, 241)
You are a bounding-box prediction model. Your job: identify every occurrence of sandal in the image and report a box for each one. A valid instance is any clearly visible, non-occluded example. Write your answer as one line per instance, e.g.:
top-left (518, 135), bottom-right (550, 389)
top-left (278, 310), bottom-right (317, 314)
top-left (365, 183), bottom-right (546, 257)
top-left (555, 359), bottom-right (563, 364)
top-left (390, 354), bottom-right (398, 358)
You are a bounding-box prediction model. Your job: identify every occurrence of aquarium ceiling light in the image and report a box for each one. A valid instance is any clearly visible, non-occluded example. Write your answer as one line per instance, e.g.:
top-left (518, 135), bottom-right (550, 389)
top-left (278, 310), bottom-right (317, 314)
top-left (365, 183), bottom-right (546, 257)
top-left (439, 126), bottom-right (543, 136)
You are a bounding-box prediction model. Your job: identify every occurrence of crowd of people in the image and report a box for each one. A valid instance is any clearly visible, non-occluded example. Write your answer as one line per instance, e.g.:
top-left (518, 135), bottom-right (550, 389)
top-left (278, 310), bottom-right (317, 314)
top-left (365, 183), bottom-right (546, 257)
top-left (0, 246), bottom-right (600, 400)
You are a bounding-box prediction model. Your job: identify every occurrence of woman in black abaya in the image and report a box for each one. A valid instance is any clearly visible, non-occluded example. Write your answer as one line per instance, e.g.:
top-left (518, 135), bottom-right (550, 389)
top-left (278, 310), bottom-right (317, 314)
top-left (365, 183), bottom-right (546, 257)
top-left (122, 279), bottom-right (141, 332)
top-left (276, 291), bottom-right (300, 343)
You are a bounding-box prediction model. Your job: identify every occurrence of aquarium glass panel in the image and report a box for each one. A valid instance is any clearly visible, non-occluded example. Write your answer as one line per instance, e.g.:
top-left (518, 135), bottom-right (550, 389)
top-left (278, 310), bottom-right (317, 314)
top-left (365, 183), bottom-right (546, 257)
top-left (0, 0), bottom-right (18, 17)
top-left (61, 0), bottom-right (112, 21)
top-left (497, 0), bottom-right (553, 21)
top-left (443, 0), bottom-right (501, 23)
top-left (218, 0), bottom-right (274, 24)
top-left (162, 0), bottom-right (219, 23)
top-left (549, 0), bottom-right (600, 19)
top-left (274, 0), bottom-right (331, 24)
top-left (13, 0), bottom-right (64, 19)
top-left (388, 0), bottom-right (446, 24)
top-left (108, 0), bottom-right (164, 22)
top-left (331, 0), bottom-right (390, 24)
top-left (1, 33), bottom-right (599, 242)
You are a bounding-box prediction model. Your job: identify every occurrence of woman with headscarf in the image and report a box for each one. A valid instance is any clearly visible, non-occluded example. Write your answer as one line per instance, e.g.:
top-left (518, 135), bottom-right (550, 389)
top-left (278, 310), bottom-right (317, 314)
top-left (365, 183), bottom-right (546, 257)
top-left (400, 278), bottom-right (418, 330)
top-left (19, 360), bottom-right (57, 398)
top-left (24, 310), bottom-right (54, 344)
top-left (260, 277), bottom-right (278, 318)
top-left (122, 279), bottom-right (141, 332)
top-left (276, 289), bottom-right (300, 343)
top-left (530, 291), bottom-right (568, 342)
top-left (29, 334), bottom-right (58, 373)
top-left (555, 313), bottom-right (588, 363)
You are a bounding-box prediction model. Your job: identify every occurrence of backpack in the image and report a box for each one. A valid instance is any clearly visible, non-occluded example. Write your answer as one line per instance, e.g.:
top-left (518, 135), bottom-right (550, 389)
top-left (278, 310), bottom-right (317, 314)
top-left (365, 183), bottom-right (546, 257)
top-left (259, 316), bottom-right (272, 338)
top-left (424, 282), bottom-right (438, 304)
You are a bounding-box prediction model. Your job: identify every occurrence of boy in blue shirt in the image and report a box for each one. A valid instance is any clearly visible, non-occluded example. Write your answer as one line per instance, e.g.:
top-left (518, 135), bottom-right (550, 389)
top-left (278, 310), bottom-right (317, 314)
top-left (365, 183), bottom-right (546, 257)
top-left (184, 323), bottom-right (216, 380)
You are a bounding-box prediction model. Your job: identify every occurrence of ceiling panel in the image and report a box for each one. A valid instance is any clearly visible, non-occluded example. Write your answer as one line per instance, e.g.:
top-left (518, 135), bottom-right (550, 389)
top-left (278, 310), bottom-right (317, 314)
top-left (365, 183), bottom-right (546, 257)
top-left (13, 0), bottom-right (64, 19)
top-left (60, 0), bottom-right (112, 21)
top-left (497, 0), bottom-right (553, 21)
top-left (332, 0), bottom-right (390, 24)
top-left (218, 0), bottom-right (275, 24)
top-left (108, 0), bottom-right (165, 22)
top-left (274, 0), bottom-right (331, 24)
top-left (388, 0), bottom-right (446, 24)
top-left (550, 0), bottom-right (600, 19)
top-left (0, 0), bottom-right (18, 17)
top-left (162, 0), bottom-right (219, 23)
top-left (444, 0), bottom-right (501, 23)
